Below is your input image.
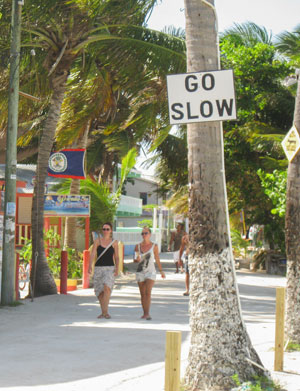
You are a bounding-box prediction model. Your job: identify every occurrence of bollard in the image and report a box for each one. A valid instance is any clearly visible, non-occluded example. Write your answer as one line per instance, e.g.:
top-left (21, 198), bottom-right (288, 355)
top-left (60, 250), bottom-right (68, 295)
top-left (165, 331), bottom-right (181, 391)
top-left (83, 250), bottom-right (90, 289)
top-left (118, 241), bottom-right (124, 274)
top-left (274, 287), bottom-right (285, 371)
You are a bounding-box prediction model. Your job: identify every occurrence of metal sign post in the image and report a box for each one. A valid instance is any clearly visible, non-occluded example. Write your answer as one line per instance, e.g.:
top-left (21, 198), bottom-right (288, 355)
top-left (1, 0), bottom-right (23, 305)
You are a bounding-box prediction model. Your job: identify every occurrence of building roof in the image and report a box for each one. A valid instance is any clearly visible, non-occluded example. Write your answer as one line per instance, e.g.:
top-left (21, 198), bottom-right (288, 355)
top-left (0, 164), bottom-right (65, 192)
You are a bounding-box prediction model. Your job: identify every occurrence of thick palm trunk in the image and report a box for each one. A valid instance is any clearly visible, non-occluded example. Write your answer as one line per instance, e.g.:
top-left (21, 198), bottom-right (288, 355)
top-left (184, 1), bottom-right (264, 389)
top-left (31, 66), bottom-right (71, 297)
top-left (285, 76), bottom-right (300, 343)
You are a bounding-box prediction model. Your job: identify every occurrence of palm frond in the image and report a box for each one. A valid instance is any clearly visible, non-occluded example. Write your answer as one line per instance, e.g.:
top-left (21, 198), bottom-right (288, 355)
top-left (221, 21), bottom-right (273, 46)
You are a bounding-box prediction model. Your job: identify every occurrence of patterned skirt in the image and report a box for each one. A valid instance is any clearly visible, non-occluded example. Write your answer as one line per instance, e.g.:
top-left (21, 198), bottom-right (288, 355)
top-left (93, 266), bottom-right (115, 297)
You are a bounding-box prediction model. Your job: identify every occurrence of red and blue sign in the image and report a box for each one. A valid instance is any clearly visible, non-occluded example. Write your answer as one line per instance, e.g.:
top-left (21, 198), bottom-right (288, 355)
top-left (48, 149), bottom-right (86, 179)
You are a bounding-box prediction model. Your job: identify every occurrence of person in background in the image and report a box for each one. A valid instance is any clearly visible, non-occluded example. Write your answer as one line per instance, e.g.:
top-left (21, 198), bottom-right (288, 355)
top-left (89, 222), bottom-right (119, 319)
top-left (179, 233), bottom-right (189, 296)
top-left (134, 226), bottom-right (166, 320)
top-left (168, 222), bottom-right (185, 273)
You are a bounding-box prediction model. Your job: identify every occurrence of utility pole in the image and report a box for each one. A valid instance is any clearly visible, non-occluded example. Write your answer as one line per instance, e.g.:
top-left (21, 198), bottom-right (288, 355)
top-left (1, 0), bottom-right (23, 305)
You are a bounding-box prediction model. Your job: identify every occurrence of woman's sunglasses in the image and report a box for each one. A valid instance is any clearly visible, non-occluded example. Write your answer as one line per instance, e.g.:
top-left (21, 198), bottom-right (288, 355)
top-left (141, 232), bottom-right (149, 236)
top-left (102, 228), bottom-right (110, 231)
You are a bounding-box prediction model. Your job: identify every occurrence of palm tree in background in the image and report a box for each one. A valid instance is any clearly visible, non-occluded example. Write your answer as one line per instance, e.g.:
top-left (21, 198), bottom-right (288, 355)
top-left (0, 0), bottom-right (186, 296)
top-left (47, 23), bottom-right (185, 249)
top-left (220, 21), bottom-right (273, 46)
top-left (183, 1), bottom-right (265, 389)
top-left (276, 24), bottom-right (300, 343)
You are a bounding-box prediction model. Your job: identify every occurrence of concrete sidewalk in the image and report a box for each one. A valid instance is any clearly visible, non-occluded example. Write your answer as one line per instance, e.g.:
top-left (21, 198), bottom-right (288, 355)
top-left (0, 255), bottom-right (299, 391)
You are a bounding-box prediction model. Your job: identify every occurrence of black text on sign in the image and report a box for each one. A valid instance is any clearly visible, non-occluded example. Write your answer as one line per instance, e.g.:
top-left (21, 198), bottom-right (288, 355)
top-left (167, 70), bottom-right (237, 125)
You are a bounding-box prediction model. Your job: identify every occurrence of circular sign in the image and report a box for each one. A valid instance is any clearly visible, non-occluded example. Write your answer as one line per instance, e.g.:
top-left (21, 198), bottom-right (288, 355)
top-left (49, 152), bottom-right (67, 173)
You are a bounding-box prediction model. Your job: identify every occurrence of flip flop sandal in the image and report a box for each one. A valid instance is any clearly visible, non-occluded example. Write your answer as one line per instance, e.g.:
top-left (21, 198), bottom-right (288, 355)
top-left (104, 314), bottom-right (111, 319)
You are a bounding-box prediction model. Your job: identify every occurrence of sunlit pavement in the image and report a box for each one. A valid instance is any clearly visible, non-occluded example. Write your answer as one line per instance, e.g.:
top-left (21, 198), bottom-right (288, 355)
top-left (1, 254), bottom-right (299, 391)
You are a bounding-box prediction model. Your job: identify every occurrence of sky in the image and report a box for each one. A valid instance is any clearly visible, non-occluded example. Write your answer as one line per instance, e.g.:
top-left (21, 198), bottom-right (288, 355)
top-left (136, 0), bottom-right (300, 175)
top-left (147, 0), bottom-right (300, 36)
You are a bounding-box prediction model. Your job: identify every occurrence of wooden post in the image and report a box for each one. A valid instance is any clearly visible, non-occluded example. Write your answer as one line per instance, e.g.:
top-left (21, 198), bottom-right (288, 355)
top-left (165, 331), bottom-right (181, 391)
top-left (274, 287), bottom-right (285, 371)
top-left (118, 241), bottom-right (124, 274)
top-left (60, 250), bottom-right (68, 295)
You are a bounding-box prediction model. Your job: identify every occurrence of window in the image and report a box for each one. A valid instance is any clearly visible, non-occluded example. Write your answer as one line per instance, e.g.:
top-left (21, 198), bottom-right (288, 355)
top-left (139, 192), bottom-right (148, 205)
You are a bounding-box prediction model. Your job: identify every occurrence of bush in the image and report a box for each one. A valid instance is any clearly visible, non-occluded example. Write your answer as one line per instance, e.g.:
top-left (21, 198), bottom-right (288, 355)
top-left (20, 229), bottom-right (83, 279)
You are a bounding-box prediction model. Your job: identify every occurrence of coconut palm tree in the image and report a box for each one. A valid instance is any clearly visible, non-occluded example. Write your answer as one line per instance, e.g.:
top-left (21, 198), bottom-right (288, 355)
top-left (220, 21), bottom-right (273, 46)
top-left (15, 0), bottom-right (185, 296)
top-left (276, 24), bottom-right (300, 343)
top-left (183, 1), bottom-right (264, 389)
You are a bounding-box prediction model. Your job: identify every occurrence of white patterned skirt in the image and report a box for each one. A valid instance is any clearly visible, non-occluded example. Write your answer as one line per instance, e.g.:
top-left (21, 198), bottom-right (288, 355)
top-left (93, 266), bottom-right (115, 297)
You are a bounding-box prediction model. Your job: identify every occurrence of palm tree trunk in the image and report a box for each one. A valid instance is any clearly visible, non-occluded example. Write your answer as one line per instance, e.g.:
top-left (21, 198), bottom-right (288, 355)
top-left (285, 75), bottom-right (300, 343)
top-left (64, 122), bottom-right (90, 249)
top-left (183, 1), bottom-right (264, 389)
top-left (31, 68), bottom-right (71, 297)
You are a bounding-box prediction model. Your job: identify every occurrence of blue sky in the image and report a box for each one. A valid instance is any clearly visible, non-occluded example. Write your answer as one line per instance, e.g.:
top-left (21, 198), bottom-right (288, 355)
top-left (148, 0), bottom-right (300, 36)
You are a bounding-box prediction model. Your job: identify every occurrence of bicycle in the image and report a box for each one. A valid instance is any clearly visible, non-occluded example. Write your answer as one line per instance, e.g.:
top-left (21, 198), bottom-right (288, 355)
top-left (19, 262), bottom-right (30, 291)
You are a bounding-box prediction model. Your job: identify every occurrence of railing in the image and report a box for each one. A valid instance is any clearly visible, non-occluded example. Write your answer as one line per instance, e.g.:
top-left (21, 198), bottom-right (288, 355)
top-left (15, 223), bottom-right (60, 248)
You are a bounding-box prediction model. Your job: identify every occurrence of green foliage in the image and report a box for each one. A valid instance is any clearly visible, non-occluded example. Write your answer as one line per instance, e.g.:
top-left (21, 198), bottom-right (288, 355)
top-left (257, 169), bottom-right (287, 217)
top-left (19, 229), bottom-right (83, 279)
top-left (50, 148), bottom-right (137, 232)
top-left (165, 185), bottom-right (188, 216)
top-left (0, 301), bottom-right (23, 308)
top-left (79, 177), bottom-right (119, 232)
top-left (221, 22), bottom-right (273, 47)
top-left (142, 204), bottom-right (158, 211)
top-left (150, 130), bottom-right (188, 194)
top-left (231, 229), bottom-right (249, 258)
top-left (47, 247), bottom-right (62, 279)
top-left (221, 39), bottom-right (293, 129)
top-left (276, 24), bottom-right (300, 65)
top-left (66, 248), bottom-right (83, 279)
top-left (286, 341), bottom-right (300, 351)
top-left (47, 246), bottom-right (82, 280)
top-left (231, 374), bottom-right (281, 390)
top-left (18, 238), bottom-right (32, 265)
top-left (220, 30), bottom-right (292, 252)
top-left (137, 219), bottom-right (153, 228)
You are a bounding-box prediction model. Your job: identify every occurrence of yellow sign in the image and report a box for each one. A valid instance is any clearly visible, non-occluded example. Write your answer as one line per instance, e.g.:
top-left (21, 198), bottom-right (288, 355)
top-left (282, 125), bottom-right (300, 162)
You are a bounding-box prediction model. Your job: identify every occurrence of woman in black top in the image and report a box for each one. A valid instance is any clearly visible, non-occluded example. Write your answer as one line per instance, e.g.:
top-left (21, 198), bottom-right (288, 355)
top-left (89, 222), bottom-right (119, 319)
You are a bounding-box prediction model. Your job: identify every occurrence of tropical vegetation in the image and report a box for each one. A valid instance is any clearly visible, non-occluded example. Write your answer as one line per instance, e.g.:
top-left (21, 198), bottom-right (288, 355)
top-left (276, 23), bottom-right (300, 343)
top-left (0, 0), bottom-right (185, 296)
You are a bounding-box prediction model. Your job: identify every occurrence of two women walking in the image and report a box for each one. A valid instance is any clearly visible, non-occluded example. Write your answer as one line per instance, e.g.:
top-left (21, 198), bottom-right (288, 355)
top-left (89, 224), bottom-right (165, 320)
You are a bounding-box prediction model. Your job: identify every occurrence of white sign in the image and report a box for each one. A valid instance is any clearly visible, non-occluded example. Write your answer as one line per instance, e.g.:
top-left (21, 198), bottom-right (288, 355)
top-left (282, 125), bottom-right (300, 162)
top-left (167, 69), bottom-right (236, 124)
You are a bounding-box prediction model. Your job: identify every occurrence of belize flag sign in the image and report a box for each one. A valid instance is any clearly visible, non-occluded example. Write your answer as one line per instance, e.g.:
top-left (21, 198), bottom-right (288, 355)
top-left (48, 149), bottom-right (86, 179)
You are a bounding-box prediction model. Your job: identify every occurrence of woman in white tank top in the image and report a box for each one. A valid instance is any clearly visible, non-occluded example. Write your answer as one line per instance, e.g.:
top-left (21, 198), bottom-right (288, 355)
top-left (134, 226), bottom-right (165, 320)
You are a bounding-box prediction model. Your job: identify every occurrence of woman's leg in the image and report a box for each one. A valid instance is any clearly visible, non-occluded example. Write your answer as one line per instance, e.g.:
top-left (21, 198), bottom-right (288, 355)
top-left (98, 284), bottom-right (112, 317)
top-left (143, 279), bottom-right (155, 319)
top-left (138, 281), bottom-right (147, 317)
